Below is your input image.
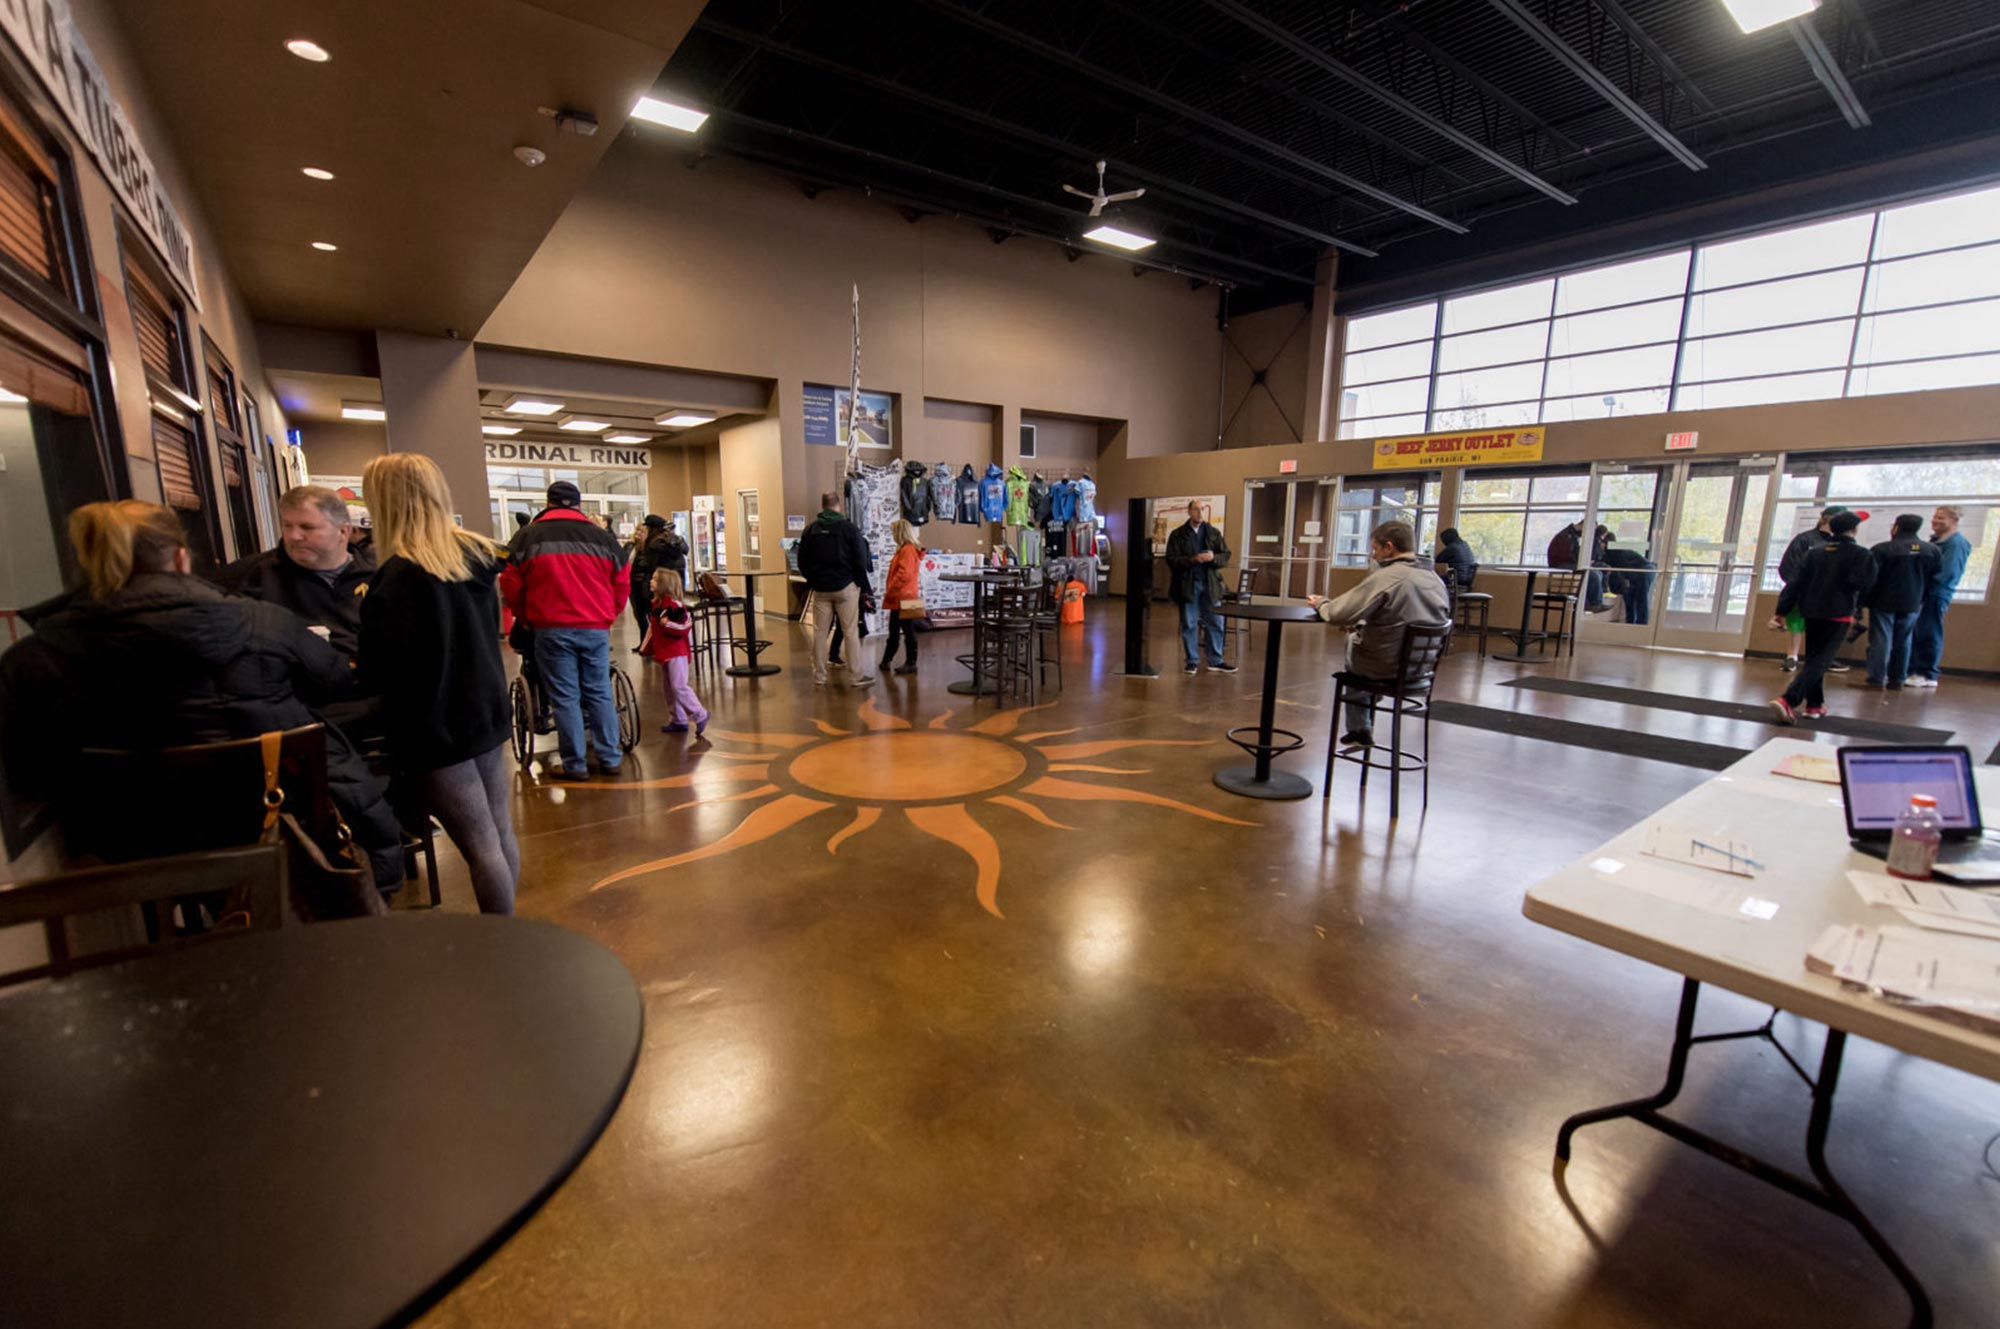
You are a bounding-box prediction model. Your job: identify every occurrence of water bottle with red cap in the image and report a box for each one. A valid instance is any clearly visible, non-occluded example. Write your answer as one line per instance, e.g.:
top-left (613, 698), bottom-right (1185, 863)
top-left (1886, 794), bottom-right (1943, 880)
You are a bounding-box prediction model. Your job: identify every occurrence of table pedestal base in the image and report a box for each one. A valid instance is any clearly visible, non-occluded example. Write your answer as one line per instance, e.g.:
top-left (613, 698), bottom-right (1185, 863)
top-left (1213, 766), bottom-right (1312, 800)
top-left (725, 663), bottom-right (782, 678)
top-left (947, 678), bottom-right (998, 696)
top-left (1556, 978), bottom-right (1932, 1328)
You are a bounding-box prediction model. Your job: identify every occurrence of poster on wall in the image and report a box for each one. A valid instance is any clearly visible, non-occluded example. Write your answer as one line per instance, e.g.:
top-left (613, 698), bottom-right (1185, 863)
top-left (1146, 495), bottom-right (1229, 554)
top-left (1372, 426), bottom-right (1544, 470)
top-left (314, 475), bottom-right (369, 526)
top-left (804, 383), bottom-right (893, 448)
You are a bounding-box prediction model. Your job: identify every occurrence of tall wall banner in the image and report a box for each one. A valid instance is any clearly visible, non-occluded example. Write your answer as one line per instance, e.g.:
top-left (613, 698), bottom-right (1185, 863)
top-left (0, 0), bottom-right (198, 302)
top-left (1371, 426), bottom-right (1544, 470)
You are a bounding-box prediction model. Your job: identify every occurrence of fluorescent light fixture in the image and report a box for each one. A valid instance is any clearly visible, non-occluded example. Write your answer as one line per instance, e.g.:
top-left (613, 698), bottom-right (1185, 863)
top-left (604, 432), bottom-right (651, 444)
top-left (1719, 0), bottom-right (1817, 33)
top-left (503, 396), bottom-right (563, 415)
top-left (559, 417), bottom-right (610, 432)
top-left (1083, 224), bottom-right (1156, 252)
top-left (0, 387), bottom-right (27, 404)
top-left (654, 410), bottom-right (714, 428)
top-left (285, 38), bottom-right (330, 62)
top-left (310, 241), bottom-right (337, 252)
top-left (631, 95), bottom-right (708, 133)
top-left (301, 167), bottom-right (334, 181)
top-left (341, 403), bottom-right (386, 421)
top-left (481, 423), bottom-right (521, 436)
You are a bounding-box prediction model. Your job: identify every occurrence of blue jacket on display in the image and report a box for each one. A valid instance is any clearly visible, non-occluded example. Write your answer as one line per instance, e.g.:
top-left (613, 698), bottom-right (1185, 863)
top-left (956, 465), bottom-right (980, 525)
top-left (978, 463), bottom-right (1007, 522)
top-left (1074, 476), bottom-right (1097, 524)
top-left (1050, 480), bottom-right (1077, 523)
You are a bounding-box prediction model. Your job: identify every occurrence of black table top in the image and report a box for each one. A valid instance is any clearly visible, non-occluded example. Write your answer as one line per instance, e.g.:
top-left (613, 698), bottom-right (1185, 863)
top-left (0, 916), bottom-right (642, 1329)
top-left (1219, 602), bottom-right (1323, 623)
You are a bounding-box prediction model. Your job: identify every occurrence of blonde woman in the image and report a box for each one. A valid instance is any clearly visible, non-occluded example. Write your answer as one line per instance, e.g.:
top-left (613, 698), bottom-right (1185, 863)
top-left (356, 454), bottom-right (519, 913)
top-left (879, 518), bottom-right (924, 675)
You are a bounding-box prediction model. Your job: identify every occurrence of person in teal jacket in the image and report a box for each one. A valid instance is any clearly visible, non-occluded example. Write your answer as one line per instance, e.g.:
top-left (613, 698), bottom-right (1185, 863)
top-left (1003, 464), bottom-right (1030, 527)
top-left (978, 463), bottom-right (1006, 522)
top-left (1907, 504), bottom-right (1974, 688)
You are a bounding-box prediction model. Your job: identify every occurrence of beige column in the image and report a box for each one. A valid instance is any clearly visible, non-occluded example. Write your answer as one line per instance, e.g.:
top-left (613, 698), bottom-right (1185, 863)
top-left (375, 332), bottom-right (492, 536)
top-left (1300, 251), bottom-right (1342, 445)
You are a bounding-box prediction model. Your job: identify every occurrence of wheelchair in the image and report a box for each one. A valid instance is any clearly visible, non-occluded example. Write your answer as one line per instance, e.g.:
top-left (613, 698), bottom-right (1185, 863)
top-left (509, 659), bottom-right (642, 767)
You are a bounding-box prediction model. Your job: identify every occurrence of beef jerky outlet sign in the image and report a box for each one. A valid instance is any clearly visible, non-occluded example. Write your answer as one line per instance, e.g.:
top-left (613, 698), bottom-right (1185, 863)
top-left (0, 0), bottom-right (198, 301)
top-left (485, 440), bottom-right (650, 470)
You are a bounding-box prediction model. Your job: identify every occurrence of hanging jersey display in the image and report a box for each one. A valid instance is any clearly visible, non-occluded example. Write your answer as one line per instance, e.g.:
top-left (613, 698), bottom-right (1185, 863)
top-left (957, 464), bottom-right (981, 525)
top-left (930, 462), bottom-right (956, 523)
top-left (978, 463), bottom-right (1006, 522)
top-left (899, 460), bottom-right (933, 525)
top-left (1060, 579), bottom-right (1087, 624)
top-left (1004, 464), bottom-right (1030, 527)
top-left (1027, 475), bottom-right (1052, 525)
top-left (1074, 476), bottom-right (1097, 524)
top-left (1050, 480), bottom-right (1077, 523)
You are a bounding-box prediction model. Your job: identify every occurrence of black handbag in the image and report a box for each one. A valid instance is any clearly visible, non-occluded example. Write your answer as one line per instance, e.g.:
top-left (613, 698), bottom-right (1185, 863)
top-left (258, 731), bottom-right (387, 921)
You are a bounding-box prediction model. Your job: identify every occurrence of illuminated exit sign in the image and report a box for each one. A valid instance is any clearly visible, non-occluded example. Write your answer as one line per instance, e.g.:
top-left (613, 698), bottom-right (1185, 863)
top-left (1278, 459), bottom-right (1298, 474)
top-left (1665, 431), bottom-right (1699, 452)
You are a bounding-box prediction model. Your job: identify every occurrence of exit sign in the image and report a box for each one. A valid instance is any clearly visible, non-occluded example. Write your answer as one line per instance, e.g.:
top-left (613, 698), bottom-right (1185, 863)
top-left (1278, 459), bottom-right (1298, 474)
top-left (1665, 431), bottom-right (1699, 452)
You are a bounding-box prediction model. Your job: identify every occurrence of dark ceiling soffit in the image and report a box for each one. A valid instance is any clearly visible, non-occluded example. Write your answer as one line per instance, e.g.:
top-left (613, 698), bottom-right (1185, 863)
top-left (1333, 88), bottom-right (2000, 313)
top-left (1485, 0), bottom-right (1707, 172)
top-left (690, 18), bottom-right (1373, 256)
top-left (908, 0), bottom-right (1468, 234)
top-left (1197, 0), bottom-right (1577, 205)
top-left (1790, 16), bottom-right (1870, 129)
top-left (710, 111), bottom-right (1311, 288)
top-left (471, 345), bottom-right (774, 413)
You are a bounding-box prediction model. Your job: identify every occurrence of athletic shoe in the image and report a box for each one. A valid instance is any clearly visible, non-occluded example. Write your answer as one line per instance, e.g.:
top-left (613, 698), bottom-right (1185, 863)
top-left (1802, 705), bottom-right (1828, 719)
top-left (1907, 676), bottom-right (1938, 689)
top-left (662, 722), bottom-right (689, 733)
top-left (1209, 661), bottom-right (1239, 674)
top-left (813, 674), bottom-right (828, 687)
top-left (1769, 698), bottom-right (1797, 726)
top-left (1184, 663), bottom-right (1199, 676)
top-left (1780, 656), bottom-right (1799, 673)
top-left (1827, 661), bottom-right (1851, 673)
top-left (695, 718), bottom-right (707, 738)
top-left (1887, 682), bottom-right (1905, 692)
top-left (1339, 729), bottom-right (1374, 750)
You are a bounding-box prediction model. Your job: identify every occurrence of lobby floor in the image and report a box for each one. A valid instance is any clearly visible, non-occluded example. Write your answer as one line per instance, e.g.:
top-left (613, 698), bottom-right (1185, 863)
top-left (416, 606), bottom-right (2000, 1328)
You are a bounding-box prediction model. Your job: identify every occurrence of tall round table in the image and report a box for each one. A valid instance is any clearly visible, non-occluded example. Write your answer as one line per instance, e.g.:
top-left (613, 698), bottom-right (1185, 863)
top-left (1214, 601), bottom-right (1323, 800)
top-left (723, 564), bottom-right (784, 677)
top-left (942, 570), bottom-right (1025, 697)
top-left (1486, 565), bottom-right (1566, 664)
top-left (0, 916), bottom-right (642, 1329)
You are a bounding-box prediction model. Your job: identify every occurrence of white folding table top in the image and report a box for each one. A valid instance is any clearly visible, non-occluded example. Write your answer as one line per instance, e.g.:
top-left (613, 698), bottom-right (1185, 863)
top-left (1523, 736), bottom-right (2000, 1084)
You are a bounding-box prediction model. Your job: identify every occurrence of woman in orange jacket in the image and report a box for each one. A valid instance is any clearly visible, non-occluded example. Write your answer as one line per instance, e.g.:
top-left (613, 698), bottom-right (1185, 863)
top-left (879, 519), bottom-right (924, 675)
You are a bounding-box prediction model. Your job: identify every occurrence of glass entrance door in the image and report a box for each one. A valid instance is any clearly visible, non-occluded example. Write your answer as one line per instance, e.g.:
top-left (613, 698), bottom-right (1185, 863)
top-left (1240, 478), bottom-right (1334, 600)
top-left (1285, 479), bottom-right (1333, 599)
top-left (1242, 480), bottom-right (1290, 598)
top-left (1653, 459), bottom-right (1776, 650)
top-left (1577, 462), bottom-right (1673, 641)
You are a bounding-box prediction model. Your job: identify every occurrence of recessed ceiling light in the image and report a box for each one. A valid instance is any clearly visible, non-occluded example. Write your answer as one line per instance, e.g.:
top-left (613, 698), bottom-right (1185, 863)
top-left (631, 95), bottom-right (709, 133)
top-left (503, 396), bottom-right (564, 415)
top-left (285, 38), bottom-right (330, 62)
top-left (654, 410), bottom-right (715, 428)
top-left (603, 432), bottom-right (651, 444)
top-left (310, 241), bottom-right (337, 252)
top-left (481, 424), bottom-right (521, 436)
top-left (1718, 0), bottom-right (1817, 33)
top-left (341, 403), bottom-right (386, 421)
top-left (559, 417), bottom-right (610, 432)
top-left (301, 167), bottom-right (334, 181)
top-left (1083, 225), bottom-right (1156, 252)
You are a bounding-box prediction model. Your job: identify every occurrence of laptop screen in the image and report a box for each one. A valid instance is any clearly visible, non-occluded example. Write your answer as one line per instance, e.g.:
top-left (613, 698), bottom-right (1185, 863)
top-left (1839, 747), bottom-right (1980, 834)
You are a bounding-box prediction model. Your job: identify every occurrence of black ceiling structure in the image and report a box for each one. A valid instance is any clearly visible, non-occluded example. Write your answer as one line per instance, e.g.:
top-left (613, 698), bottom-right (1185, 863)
top-left (652, 1), bottom-right (2000, 310)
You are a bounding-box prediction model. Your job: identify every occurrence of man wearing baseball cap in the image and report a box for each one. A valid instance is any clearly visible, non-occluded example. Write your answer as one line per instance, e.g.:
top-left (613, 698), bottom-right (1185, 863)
top-left (500, 480), bottom-right (628, 779)
top-left (1775, 505), bottom-right (1863, 674)
top-left (1769, 509), bottom-right (1875, 725)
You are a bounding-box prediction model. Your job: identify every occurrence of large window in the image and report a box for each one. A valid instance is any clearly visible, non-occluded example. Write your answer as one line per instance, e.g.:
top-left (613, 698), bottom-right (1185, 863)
top-left (1763, 447), bottom-right (2000, 600)
top-left (1455, 468), bottom-right (1594, 567)
top-left (1334, 474), bottom-right (1439, 565)
top-left (1338, 180), bottom-right (2000, 436)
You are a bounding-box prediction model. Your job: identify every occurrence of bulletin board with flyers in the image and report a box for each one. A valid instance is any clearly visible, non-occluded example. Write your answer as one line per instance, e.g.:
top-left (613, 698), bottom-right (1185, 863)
top-left (917, 551), bottom-right (980, 627)
top-left (1145, 495), bottom-right (1229, 555)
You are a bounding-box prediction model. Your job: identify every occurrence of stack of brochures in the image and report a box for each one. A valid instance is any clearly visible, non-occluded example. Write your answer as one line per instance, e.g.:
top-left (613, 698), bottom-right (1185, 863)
top-left (1806, 923), bottom-right (2000, 1035)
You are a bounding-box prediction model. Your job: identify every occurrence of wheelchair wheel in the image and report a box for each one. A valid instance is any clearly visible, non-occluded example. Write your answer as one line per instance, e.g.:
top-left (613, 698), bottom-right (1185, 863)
top-left (612, 666), bottom-right (641, 753)
top-left (510, 676), bottom-right (534, 765)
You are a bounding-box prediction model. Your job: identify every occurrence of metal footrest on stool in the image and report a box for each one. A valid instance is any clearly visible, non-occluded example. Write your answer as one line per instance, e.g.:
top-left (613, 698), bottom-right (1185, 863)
top-left (1224, 725), bottom-right (1305, 760)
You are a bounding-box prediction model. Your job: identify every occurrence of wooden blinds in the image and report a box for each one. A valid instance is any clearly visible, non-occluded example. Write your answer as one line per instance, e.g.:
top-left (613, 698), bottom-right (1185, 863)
top-left (0, 97), bottom-right (62, 291)
top-left (123, 249), bottom-right (187, 391)
top-left (153, 413), bottom-right (202, 510)
top-left (204, 346), bottom-right (240, 437)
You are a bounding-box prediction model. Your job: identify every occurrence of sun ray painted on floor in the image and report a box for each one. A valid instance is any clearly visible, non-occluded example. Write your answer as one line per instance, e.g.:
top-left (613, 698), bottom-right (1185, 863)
top-left (856, 698), bottom-right (910, 731)
top-left (1021, 775), bottom-right (1257, 826)
top-left (661, 783), bottom-right (781, 815)
top-left (927, 709), bottom-right (958, 730)
top-left (704, 728), bottom-right (817, 749)
top-left (560, 765), bottom-right (771, 791)
top-left (966, 701), bottom-right (1059, 736)
top-left (811, 719), bottom-right (855, 737)
top-left (827, 806), bottom-right (882, 855)
top-left (1033, 739), bottom-right (1213, 760)
top-left (906, 803), bottom-right (1004, 917)
top-left (1015, 728), bottom-right (1081, 743)
top-left (589, 793), bottom-right (835, 891)
top-left (1045, 764), bottom-right (1150, 775)
top-left (989, 795), bottom-right (1076, 830)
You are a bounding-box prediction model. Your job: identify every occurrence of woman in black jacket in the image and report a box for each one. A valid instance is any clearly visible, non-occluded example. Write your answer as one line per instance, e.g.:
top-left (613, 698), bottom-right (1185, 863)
top-left (357, 454), bottom-right (518, 913)
top-left (0, 500), bottom-right (403, 890)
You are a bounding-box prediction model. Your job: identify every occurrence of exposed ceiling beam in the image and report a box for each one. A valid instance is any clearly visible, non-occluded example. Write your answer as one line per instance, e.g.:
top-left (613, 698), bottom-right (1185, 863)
top-left (1383, 19), bottom-right (1584, 157)
top-left (1197, 0), bottom-right (1576, 205)
top-left (1485, 0), bottom-right (1707, 172)
top-left (1591, 0), bottom-right (1717, 115)
top-left (910, 0), bottom-right (1469, 233)
top-left (1790, 16), bottom-right (1871, 128)
top-left (692, 18), bottom-right (1375, 255)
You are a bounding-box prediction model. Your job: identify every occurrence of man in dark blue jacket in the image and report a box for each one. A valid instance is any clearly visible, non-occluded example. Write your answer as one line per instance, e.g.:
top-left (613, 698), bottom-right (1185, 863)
top-left (1858, 514), bottom-right (1940, 690)
top-left (1769, 511), bottom-right (1875, 724)
top-left (1908, 505), bottom-right (1973, 689)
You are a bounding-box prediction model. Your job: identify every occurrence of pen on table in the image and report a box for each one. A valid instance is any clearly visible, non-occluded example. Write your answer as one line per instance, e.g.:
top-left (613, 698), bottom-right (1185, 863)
top-left (1692, 838), bottom-right (1765, 870)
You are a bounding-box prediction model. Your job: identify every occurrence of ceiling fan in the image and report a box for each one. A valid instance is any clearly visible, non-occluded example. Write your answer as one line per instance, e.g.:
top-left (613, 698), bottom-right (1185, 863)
top-left (1061, 160), bottom-right (1145, 217)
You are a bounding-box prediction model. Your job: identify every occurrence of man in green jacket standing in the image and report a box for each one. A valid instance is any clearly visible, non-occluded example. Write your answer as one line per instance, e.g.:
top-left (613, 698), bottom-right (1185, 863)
top-left (1164, 500), bottom-right (1238, 677)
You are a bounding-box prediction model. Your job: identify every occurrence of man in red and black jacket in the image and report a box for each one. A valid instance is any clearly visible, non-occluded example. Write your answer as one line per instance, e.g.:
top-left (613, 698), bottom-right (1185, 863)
top-left (500, 481), bottom-right (627, 779)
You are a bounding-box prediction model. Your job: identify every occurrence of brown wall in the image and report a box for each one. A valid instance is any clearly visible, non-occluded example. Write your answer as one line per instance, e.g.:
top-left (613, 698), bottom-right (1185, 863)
top-left (297, 420), bottom-right (387, 479)
top-left (646, 441), bottom-right (721, 523)
top-left (921, 399), bottom-right (998, 557)
top-left (1220, 302), bottom-right (1311, 451)
top-left (477, 148), bottom-right (1225, 526)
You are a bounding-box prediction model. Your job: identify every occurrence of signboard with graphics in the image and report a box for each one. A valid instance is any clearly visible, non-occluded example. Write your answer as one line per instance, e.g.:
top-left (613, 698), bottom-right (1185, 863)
top-left (483, 440), bottom-right (649, 470)
top-left (803, 383), bottom-right (893, 448)
top-left (0, 0), bottom-right (198, 301)
top-left (1371, 426), bottom-right (1545, 470)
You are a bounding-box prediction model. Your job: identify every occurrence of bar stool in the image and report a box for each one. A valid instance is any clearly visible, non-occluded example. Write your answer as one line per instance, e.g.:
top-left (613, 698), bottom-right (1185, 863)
top-left (988, 584), bottom-right (1043, 707)
top-left (1441, 566), bottom-right (1491, 658)
top-left (1324, 623), bottom-right (1452, 819)
top-left (1220, 566), bottom-right (1256, 659)
top-left (1531, 570), bottom-right (1583, 658)
top-left (1032, 573), bottom-right (1065, 693)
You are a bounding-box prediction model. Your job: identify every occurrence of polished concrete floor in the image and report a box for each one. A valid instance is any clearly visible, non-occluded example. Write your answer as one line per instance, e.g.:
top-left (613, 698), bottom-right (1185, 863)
top-left (416, 605), bottom-right (2000, 1328)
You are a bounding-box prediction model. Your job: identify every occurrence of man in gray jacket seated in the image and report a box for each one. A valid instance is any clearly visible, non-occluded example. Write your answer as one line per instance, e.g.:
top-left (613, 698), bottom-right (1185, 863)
top-left (1307, 520), bottom-right (1452, 751)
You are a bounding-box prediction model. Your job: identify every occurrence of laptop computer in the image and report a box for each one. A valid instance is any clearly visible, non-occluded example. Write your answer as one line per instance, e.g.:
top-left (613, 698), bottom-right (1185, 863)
top-left (1837, 745), bottom-right (2000, 885)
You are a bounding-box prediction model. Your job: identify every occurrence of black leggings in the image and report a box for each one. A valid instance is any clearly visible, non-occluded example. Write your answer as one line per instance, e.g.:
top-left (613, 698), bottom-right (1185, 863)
top-left (880, 614), bottom-right (918, 667)
top-left (628, 588), bottom-right (651, 635)
top-left (1784, 618), bottom-right (1845, 709)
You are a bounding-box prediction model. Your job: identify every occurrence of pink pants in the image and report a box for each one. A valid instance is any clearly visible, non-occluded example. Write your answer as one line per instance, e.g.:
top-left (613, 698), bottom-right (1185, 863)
top-left (662, 655), bottom-right (708, 726)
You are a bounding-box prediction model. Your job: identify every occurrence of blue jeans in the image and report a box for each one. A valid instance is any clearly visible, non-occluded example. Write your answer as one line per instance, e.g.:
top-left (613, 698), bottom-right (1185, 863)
top-left (534, 627), bottom-right (620, 774)
top-left (1865, 609), bottom-right (1919, 685)
top-left (1179, 586), bottom-right (1225, 666)
top-left (1909, 592), bottom-right (1951, 680)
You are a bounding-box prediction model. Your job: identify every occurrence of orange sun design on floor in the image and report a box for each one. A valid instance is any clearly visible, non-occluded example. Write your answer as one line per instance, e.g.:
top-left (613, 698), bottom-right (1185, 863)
top-left (568, 698), bottom-right (1255, 917)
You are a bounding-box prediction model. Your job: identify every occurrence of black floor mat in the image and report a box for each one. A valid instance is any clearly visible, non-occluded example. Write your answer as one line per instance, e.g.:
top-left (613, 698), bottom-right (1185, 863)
top-left (1428, 701), bottom-right (1748, 770)
top-left (1501, 677), bottom-right (1952, 744)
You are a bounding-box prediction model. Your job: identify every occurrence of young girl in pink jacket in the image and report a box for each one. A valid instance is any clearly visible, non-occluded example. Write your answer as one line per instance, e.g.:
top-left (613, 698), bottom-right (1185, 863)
top-left (642, 569), bottom-right (708, 736)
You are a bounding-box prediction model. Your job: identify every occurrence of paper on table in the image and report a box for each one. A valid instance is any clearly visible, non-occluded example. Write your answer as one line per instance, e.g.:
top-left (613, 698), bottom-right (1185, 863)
top-left (1850, 869), bottom-right (2000, 928)
top-left (1642, 822), bottom-right (1762, 878)
top-left (1594, 855), bottom-right (1780, 922)
top-left (1772, 752), bottom-right (1840, 785)
top-left (1806, 924), bottom-right (2000, 1024)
